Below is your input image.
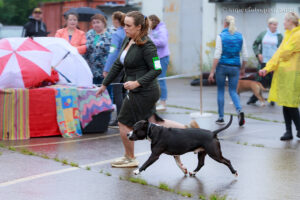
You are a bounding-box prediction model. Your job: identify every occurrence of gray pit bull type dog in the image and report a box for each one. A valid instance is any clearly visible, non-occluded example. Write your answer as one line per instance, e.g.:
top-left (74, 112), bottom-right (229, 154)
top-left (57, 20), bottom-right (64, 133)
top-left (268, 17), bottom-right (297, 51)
top-left (127, 115), bottom-right (237, 177)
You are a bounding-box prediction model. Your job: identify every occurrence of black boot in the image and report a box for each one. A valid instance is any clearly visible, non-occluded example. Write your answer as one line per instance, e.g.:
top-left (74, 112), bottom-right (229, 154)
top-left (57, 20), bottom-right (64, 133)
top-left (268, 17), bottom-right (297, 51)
top-left (282, 107), bottom-right (293, 141)
top-left (289, 108), bottom-right (300, 139)
top-left (280, 131), bottom-right (293, 141)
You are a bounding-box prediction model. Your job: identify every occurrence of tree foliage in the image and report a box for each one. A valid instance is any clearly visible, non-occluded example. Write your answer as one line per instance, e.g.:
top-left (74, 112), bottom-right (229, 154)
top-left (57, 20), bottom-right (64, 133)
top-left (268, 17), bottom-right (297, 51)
top-left (0, 0), bottom-right (62, 25)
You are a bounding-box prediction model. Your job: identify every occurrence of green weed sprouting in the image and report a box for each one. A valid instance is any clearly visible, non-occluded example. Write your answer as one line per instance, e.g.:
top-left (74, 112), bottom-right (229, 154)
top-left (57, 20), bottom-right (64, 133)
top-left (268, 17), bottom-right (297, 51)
top-left (61, 159), bottom-right (68, 165)
top-left (128, 177), bottom-right (148, 185)
top-left (70, 162), bottom-right (79, 167)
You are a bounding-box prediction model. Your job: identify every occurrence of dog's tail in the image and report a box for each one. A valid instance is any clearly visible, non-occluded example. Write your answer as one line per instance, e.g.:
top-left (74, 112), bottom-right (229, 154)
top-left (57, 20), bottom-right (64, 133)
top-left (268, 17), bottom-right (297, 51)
top-left (212, 115), bottom-right (233, 137)
top-left (258, 82), bottom-right (268, 92)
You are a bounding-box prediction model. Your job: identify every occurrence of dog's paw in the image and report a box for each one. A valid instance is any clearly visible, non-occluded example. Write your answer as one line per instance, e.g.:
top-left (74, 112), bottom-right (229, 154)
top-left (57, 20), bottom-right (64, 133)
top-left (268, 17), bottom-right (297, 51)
top-left (260, 102), bottom-right (266, 107)
top-left (133, 169), bottom-right (141, 175)
top-left (183, 168), bottom-right (188, 175)
top-left (234, 172), bottom-right (238, 177)
top-left (189, 171), bottom-right (196, 177)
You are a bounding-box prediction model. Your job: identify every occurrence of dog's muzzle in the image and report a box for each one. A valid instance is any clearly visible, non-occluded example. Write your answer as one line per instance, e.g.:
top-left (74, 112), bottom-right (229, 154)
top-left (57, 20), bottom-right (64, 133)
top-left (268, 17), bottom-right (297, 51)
top-left (127, 131), bottom-right (133, 139)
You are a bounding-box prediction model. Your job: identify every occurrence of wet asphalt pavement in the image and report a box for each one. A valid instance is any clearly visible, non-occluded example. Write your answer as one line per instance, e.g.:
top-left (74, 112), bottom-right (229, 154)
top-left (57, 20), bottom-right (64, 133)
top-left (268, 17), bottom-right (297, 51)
top-left (0, 79), bottom-right (300, 200)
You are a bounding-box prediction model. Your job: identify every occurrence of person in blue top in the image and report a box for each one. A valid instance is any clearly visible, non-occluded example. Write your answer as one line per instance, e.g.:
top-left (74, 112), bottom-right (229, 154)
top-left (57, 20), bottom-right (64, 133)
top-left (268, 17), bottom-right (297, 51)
top-left (103, 11), bottom-right (126, 127)
top-left (208, 15), bottom-right (248, 126)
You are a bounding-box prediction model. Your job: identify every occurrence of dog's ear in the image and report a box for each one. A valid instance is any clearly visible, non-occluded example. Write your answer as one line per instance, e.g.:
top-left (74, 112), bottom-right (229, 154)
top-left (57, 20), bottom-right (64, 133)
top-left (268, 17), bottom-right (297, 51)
top-left (143, 120), bottom-right (149, 127)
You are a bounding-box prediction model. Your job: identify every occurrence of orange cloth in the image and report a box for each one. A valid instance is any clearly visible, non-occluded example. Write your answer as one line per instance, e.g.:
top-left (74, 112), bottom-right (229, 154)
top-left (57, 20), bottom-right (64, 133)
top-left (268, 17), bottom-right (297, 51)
top-left (55, 28), bottom-right (87, 55)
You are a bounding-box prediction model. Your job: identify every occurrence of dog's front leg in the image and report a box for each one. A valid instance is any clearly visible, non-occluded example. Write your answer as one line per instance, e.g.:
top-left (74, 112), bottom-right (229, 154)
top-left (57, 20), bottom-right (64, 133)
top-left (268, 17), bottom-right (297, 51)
top-left (133, 153), bottom-right (161, 175)
top-left (189, 151), bottom-right (206, 177)
top-left (174, 156), bottom-right (188, 175)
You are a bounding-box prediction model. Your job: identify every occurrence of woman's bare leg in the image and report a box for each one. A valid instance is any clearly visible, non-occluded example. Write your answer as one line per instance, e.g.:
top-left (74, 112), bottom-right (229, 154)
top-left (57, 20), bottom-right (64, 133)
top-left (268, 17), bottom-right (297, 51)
top-left (148, 115), bottom-right (186, 128)
top-left (118, 122), bottom-right (134, 158)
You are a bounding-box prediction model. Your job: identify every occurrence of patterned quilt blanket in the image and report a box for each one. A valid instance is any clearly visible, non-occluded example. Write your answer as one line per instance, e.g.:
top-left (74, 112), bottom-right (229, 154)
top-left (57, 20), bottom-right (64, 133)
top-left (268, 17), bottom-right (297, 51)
top-left (0, 89), bottom-right (30, 140)
top-left (53, 86), bottom-right (113, 138)
top-left (54, 87), bottom-right (82, 138)
top-left (77, 88), bottom-right (113, 128)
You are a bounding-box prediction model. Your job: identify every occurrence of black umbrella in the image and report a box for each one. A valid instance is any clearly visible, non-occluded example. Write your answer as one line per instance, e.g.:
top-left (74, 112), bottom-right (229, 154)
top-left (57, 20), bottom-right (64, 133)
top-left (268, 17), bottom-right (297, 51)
top-left (64, 7), bottom-right (106, 21)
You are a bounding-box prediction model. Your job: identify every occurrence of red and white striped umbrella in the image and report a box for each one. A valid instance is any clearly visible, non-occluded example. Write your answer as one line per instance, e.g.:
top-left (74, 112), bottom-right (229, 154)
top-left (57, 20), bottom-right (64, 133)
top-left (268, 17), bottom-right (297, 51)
top-left (0, 38), bottom-right (52, 88)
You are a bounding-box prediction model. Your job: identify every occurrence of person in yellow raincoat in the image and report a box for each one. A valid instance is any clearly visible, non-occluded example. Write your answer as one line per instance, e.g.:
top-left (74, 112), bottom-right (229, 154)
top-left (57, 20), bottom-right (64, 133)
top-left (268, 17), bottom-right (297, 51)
top-left (259, 12), bottom-right (300, 141)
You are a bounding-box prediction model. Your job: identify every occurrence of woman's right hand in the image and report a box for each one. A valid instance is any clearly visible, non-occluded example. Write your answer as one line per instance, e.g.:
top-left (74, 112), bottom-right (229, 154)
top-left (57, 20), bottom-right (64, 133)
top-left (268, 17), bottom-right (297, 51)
top-left (96, 85), bottom-right (107, 97)
top-left (103, 71), bottom-right (108, 78)
top-left (259, 69), bottom-right (267, 77)
top-left (208, 72), bottom-right (215, 83)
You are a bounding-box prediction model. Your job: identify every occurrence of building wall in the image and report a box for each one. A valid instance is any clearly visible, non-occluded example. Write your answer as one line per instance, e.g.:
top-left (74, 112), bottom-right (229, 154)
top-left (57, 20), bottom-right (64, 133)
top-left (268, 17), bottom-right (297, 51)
top-left (128, 0), bottom-right (163, 19)
top-left (163, 0), bottom-right (181, 73)
top-left (163, 0), bottom-right (202, 74)
top-left (141, 0), bottom-right (163, 19)
top-left (180, 0), bottom-right (202, 73)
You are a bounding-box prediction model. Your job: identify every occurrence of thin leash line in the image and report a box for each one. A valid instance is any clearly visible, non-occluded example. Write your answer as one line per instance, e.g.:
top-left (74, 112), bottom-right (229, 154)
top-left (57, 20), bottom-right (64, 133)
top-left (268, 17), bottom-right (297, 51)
top-left (96, 71), bottom-right (202, 86)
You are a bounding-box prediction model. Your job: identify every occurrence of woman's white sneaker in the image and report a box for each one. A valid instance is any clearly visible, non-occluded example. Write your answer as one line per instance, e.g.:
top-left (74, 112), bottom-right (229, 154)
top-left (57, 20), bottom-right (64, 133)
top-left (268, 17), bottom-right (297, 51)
top-left (111, 156), bottom-right (139, 168)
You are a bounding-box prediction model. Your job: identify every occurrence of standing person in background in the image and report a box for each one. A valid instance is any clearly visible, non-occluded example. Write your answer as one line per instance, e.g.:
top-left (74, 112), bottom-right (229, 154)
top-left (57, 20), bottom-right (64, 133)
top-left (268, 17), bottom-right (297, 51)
top-left (84, 14), bottom-right (111, 85)
top-left (55, 13), bottom-right (86, 55)
top-left (208, 16), bottom-right (248, 126)
top-left (148, 14), bottom-right (170, 111)
top-left (247, 17), bottom-right (283, 105)
top-left (259, 13), bottom-right (300, 141)
top-left (103, 11), bottom-right (126, 127)
top-left (22, 8), bottom-right (48, 37)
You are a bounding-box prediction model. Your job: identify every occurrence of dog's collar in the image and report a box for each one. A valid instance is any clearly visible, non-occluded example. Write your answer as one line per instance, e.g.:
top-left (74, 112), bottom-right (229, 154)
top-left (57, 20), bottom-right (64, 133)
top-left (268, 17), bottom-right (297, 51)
top-left (146, 122), bottom-right (152, 139)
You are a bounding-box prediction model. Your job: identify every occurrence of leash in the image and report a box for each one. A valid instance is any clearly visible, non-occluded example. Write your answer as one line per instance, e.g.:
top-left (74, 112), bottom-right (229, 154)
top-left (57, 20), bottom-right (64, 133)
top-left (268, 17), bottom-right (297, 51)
top-left (95, 71), bottom-right (202, 87)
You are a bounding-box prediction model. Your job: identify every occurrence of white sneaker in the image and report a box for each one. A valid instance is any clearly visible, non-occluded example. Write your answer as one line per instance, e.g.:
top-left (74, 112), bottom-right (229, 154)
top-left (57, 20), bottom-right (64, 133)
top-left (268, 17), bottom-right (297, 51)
top-left (111, 156), bottom-right (139, 168)
top-left (156, 104), bottom-right (166, 111)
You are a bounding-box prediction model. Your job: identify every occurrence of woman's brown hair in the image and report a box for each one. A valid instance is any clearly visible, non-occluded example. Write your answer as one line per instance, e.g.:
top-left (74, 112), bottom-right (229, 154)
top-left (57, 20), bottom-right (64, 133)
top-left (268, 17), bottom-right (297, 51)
top-left (148, 15), bottom-right (160, 30)
top-left (64, 12), bottom-right (79, 28)
top-left (91, 14), bottom-right (107, 28)
top-left (126, 11), bottom-right (149, 46)
top-left (65, 12), bottom-right (79, 21)
top-left (112, 11), bottom-right (125, 27)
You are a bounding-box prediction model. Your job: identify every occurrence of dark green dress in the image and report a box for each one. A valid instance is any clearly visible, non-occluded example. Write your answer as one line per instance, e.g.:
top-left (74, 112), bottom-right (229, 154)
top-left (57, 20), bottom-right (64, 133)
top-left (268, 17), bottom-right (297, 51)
top-left (102, 36), bottom-right (162, 127)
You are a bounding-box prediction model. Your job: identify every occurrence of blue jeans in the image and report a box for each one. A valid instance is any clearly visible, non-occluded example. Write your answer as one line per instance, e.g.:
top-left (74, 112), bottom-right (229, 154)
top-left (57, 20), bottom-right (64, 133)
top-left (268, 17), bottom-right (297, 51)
top-left (158, 56), bottom-right (169, 101)
top-left (216, 64), bottom-right (242, 119)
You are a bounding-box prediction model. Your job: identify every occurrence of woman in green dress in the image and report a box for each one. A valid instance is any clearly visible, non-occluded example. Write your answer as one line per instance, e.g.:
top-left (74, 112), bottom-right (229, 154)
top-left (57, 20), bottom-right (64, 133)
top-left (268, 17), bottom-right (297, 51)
top-left (97, 11), bottom-right (194, 168)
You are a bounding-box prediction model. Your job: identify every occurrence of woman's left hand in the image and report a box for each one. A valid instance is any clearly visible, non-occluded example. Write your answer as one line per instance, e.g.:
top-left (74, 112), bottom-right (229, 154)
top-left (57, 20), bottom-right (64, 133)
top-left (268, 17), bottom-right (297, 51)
top-left (208, 72), bottom-right (215, 83)
top-left (124, 81), bottom-right (140, 90)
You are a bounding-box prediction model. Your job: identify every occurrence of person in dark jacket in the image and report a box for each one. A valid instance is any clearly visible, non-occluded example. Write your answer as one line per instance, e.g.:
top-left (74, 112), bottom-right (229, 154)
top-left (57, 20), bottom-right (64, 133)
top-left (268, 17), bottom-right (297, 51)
top-left (22, 8), bottom-right (48, 37)
top-left (247, 17), bottom-right (283, 105)
top-left (97, 11), bottom-right (194, 168)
